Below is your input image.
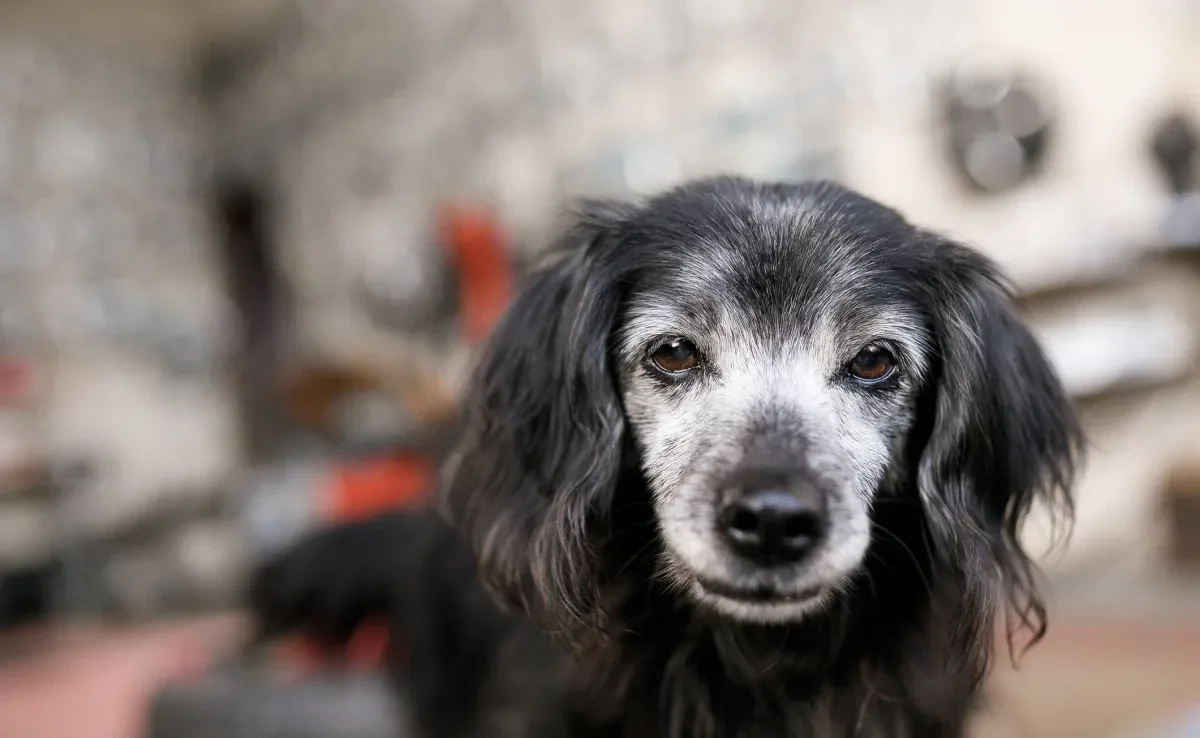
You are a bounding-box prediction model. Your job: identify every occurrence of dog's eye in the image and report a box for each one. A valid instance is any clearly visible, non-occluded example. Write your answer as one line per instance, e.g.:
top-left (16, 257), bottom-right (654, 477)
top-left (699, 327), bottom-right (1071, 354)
top-left (848, 345), bottom-right (896, 383)
top-left (651, 339), bottom-right (700, 373)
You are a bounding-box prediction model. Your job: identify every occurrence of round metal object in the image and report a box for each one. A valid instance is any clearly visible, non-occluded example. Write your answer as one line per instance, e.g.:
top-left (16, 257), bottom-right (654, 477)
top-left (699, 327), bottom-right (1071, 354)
top-left (939, 68), bottom-right (1055, 194)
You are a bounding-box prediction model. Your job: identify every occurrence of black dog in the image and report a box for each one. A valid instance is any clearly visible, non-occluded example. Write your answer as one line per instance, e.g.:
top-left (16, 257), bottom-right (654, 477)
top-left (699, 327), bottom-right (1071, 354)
top-left (251, 177), bottom-right (1081, 738)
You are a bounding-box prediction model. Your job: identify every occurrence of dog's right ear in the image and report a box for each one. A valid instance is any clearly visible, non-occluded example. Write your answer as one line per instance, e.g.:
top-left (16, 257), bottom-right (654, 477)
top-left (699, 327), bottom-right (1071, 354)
top-left (914, 233), bottom-right (1082, 657)
top-left (439, 200), bottom-right (638, 643)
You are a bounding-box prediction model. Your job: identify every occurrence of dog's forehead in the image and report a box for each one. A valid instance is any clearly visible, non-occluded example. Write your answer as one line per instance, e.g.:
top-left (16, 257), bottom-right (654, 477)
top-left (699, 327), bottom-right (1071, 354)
top-left (625, 179), bottom-right (924, 333)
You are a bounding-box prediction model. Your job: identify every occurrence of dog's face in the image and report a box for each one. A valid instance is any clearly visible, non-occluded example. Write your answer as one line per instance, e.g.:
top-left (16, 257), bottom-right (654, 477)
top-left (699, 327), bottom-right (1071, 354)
top-left (444, 177), bottom-right (1079, 639)
top-left (616, 209), bottom-right (932, 621)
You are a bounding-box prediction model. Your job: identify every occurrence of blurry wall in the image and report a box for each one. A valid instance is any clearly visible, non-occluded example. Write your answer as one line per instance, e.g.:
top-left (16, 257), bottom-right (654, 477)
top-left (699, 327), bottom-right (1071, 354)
top-left (0, 3), bottom-right (244, 543)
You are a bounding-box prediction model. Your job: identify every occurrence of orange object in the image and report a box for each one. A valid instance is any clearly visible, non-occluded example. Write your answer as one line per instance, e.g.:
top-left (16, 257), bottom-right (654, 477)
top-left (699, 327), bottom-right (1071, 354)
top-left (438, 204), bottom-right (514, 344)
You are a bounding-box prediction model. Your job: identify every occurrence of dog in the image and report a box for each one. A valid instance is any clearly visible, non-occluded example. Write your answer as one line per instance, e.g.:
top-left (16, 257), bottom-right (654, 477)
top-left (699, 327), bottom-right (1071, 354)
top-left (250, 176), bottom-right (1082, 738)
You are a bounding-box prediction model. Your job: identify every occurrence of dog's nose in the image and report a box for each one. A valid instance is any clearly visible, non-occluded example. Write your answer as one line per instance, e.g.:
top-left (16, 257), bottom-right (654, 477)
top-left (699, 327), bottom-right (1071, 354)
top-left (719, 488), bottom-right (825, 565)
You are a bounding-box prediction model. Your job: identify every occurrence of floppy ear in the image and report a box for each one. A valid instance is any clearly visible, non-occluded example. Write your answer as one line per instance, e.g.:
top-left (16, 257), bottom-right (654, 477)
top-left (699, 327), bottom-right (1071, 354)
top-left (439, 201), bottom-right (637, 643)
top-left (916, 235), bottom-right (1083, 645)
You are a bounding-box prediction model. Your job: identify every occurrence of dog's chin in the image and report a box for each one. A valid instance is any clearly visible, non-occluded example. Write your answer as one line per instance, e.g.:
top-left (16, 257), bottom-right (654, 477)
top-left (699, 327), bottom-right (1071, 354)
top-left (663, 567), bottom-right (839, 624)
top-left (689, 578), bottom-right (832, 623)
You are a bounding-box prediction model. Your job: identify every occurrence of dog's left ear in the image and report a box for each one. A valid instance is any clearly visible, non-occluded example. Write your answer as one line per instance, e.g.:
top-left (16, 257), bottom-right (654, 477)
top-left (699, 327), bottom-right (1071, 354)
top-left (916, 234), bottom-right (1083, 644)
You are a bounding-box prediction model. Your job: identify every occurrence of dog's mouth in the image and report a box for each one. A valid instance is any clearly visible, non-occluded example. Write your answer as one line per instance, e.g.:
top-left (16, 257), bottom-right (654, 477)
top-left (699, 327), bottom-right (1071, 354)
top-left (694, 576), bottom-right (822, 605)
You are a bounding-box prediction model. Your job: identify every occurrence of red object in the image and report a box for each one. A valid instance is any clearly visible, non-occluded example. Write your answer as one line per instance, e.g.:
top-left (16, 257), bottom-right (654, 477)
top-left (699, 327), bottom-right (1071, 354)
top-left (438, 204), bottom-right (514, 344)
top-left (320, 452), bottom-right (432, 522)
top-left (0, 357), bottom-right (32, 406)
top-left (277, 617), bottom-right (392, 673)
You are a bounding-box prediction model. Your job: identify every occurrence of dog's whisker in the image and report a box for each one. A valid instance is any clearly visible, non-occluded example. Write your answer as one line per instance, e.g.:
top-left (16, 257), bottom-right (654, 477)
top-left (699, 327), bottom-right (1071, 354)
top-left (855, 563), bottom-right (884, 615)
top-left (612, 537), bottom-right (660, 580)
top-left (869, 522), bottom-right (935, 598)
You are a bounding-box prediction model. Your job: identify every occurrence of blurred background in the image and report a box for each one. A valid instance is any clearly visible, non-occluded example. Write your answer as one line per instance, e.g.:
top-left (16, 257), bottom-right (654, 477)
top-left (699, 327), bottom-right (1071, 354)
top-left (0, 0), bottom-right (1198, 736)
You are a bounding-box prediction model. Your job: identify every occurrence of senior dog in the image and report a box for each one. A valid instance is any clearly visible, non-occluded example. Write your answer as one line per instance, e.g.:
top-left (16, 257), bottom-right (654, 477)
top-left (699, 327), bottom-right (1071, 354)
top-left (251, 176), bottom-right (1082, 738)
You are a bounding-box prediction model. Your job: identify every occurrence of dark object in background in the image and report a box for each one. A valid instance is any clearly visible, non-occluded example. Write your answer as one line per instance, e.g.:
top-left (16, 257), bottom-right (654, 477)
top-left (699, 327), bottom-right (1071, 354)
top-left (148, 668), bottom-right (404, 738)
top-left (1164, 463), bottom-right (1200, 570)
top-left (0, 562), bottom-right (59, 630)
top-left (1150, 110), bottom-right (1200, 195)
top-left (939, 68), bottom-right (1055, 194)
top-left (212, 179), bottom-right (291, 464)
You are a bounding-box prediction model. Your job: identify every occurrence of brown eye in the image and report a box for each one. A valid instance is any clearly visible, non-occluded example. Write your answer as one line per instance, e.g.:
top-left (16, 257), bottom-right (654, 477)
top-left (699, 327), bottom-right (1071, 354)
top-left (651, 339), bottom-right (700, 373)
top-left (848, 345), bottom-right (896, 383)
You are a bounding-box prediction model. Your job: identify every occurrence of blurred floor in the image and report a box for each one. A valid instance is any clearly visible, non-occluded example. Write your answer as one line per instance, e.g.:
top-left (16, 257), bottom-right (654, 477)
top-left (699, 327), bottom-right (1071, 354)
top-left (974, 618), bottom-right (1200, 738)
top-left (974, 573), bottom-right (1200, 738)
top-left (0, 615), bottom-right (245, 738)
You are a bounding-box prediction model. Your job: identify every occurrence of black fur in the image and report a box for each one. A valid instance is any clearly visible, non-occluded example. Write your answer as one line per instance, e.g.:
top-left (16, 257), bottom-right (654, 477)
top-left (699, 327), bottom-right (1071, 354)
top-left (251, 177), bottom-right (1082, 738)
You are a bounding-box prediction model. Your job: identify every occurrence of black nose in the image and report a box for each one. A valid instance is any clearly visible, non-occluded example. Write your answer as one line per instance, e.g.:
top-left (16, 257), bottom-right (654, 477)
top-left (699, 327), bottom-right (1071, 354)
top-left (719, 488), bottom-right (825, 565)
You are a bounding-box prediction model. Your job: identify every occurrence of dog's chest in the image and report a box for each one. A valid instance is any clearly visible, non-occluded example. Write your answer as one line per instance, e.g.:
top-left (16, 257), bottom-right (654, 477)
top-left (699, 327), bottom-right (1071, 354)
top-left (595, 675), bottom-right (963, 738)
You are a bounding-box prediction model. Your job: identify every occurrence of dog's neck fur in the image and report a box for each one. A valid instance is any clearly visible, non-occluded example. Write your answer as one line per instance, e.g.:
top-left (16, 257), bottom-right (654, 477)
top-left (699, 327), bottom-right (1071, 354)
top-left (573, 483), bottom-right (991, 738)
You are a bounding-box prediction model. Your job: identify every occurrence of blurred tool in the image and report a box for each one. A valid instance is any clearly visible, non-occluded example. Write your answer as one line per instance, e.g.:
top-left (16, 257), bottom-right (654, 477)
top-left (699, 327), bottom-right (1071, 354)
top-left (939, 67), bottom-right (1055, 194)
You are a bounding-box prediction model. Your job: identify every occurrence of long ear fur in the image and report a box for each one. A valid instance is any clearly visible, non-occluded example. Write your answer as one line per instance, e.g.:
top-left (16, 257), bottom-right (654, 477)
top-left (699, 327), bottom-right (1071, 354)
top-left (439, 201), bottom-right (638, 645)
top-left (916, 235), bottom-right (1083, 651)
